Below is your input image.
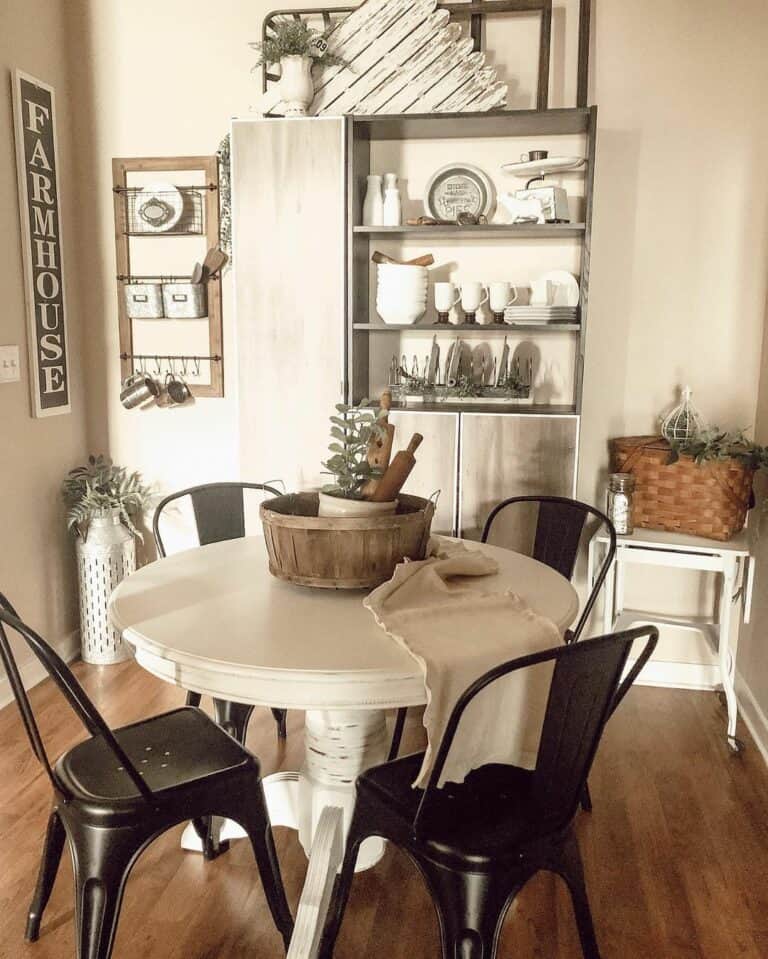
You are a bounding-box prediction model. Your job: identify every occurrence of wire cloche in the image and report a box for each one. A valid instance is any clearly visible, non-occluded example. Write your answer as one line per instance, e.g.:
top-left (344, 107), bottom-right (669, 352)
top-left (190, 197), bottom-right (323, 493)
top-left (660, 385), bottom-right (705, 443)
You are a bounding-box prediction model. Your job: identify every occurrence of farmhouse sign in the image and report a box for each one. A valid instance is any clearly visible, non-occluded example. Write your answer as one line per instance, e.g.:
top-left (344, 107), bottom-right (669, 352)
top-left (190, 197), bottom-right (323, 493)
top-left (12, 69), bottom-right (71, 417)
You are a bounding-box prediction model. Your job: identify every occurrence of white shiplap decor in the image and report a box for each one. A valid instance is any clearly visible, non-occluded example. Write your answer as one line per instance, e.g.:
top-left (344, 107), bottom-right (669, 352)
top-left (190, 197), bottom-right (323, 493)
top-left (257, 0), bottom-right (508, 117)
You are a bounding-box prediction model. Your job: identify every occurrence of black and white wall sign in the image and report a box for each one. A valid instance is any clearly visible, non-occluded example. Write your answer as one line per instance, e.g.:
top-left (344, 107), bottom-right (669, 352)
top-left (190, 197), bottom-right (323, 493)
top-left (12, 69), bottom-right (71, 417)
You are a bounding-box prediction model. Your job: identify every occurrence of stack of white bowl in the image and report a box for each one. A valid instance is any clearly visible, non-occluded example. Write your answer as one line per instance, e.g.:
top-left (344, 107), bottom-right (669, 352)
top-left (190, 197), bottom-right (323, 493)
top-left (376, 264), bottom-right (428, 325)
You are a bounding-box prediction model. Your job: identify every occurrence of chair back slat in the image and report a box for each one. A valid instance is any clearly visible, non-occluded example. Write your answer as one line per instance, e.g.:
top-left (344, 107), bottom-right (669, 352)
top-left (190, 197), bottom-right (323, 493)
top-left (481, 495), bottom-right (617, 642)
top-left (413, 627), bottom-right (658, 837)
top-left (0, 596), bottom-right (154, 801)
top-left (532, 500), bottom-right (587, 579)
top-left (154, 482), bottom-right (281, 557)
top-left (531, 636), bottom-right (631, 824)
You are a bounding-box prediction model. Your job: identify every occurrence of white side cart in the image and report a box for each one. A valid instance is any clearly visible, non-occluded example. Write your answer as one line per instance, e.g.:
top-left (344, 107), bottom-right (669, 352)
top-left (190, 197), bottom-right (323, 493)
top-left (588, 527), bottom-right (754, 753)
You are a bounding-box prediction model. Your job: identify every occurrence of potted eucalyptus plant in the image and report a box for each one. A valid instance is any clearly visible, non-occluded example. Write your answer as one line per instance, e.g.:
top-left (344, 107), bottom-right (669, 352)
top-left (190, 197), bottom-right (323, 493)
top-left (250, 18), bottom-right (347, 116)
top-left (319, 402), bottom-right (396, 517)
top-left (62, 456), bottom-right (152, 665)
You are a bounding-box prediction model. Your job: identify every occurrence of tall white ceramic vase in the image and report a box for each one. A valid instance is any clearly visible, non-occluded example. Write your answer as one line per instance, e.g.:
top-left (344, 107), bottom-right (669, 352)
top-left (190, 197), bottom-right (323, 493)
top-left (279, 55), bottom-right (314, 116)
top-left (76, 509), bottom-right (136, 664)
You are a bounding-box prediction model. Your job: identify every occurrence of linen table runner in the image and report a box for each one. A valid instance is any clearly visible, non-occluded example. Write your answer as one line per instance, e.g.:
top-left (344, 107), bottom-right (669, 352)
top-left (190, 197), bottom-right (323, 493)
top-left (365, 539), bottom-right (562, 788)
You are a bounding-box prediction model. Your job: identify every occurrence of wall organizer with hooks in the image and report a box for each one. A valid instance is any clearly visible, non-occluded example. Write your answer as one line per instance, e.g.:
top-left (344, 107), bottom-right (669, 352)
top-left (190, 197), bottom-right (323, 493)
top-left (112, 155), bottom-right (224, 398)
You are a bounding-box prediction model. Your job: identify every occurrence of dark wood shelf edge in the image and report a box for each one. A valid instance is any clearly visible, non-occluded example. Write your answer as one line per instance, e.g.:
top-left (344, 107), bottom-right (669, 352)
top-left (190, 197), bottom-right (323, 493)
top-left (353, 223), bottom-right (586, 237)
top-left (360, 400), bottom-right (578, 416)
top-left (353, 323), bottom-right (580, 332)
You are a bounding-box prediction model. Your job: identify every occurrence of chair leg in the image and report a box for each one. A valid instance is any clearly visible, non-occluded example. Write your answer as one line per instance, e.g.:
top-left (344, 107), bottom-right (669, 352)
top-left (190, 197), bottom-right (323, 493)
top-left (185, 691), bottom-right (202, 708)
top-left (580, 782), bottom-right (593, 813)
top-left (420, 859), bottom-right (515, 959)
top-left (554, 831), bottom-right (601, 959)
top-left (191, 815), bottom-right (230, 861)
top-left (213, 699), bottom-right (256, 745)
top-left (69, 825), bottom-right (146, 959)
top-left (232, 788), bottom-right (294, 951)
top-left (26, 808), bottom-right (66, 941)
top-left (388, 707), bottom-right (408, 761)
top-left (318, 810), bottom-right (368, 959)
top-left (272, 708), bottom-right (288, 740)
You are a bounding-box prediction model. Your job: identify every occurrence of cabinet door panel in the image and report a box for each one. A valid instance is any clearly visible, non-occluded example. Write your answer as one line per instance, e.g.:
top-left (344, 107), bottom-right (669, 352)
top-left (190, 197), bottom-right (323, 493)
top-left (459, 414), bottom-right (579, 543)
top-left (232, 118), bottom-right (345, 491)
top-left (389, 411), bottom-right (458, 535)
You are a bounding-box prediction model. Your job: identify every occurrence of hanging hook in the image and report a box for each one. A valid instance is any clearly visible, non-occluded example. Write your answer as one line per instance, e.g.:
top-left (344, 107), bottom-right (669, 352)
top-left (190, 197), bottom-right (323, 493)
top-left (154, 355), bottom-right (161, 375)
top-left (193, 356), bottom-right (201, 377)
top-left (181, 356), bottom-right (189, 376)
top-left (139, 355), bottom-right (146, 375)
top-left (168, 356), bottom-right (175, 376)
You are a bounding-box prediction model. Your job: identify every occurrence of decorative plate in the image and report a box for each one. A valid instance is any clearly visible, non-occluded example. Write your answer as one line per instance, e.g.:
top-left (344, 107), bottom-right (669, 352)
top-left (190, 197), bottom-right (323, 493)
top-left (424, 164), bottom-right (496, 221)
top-left (501, 156), bottom-right (586, 177)
top-left (135, 181), bottom-right (184, 233)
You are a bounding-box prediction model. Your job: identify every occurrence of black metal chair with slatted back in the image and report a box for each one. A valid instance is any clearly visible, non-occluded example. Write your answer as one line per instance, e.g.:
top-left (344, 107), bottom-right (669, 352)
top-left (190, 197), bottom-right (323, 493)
top-left (320, 626), bottom-right (658, 959)
top-left (388, 496), bottom-right (617, 763)
top-left (0, 593), bottom-right (293, 959)
top-left (153, 482), bottom-right (288, 742)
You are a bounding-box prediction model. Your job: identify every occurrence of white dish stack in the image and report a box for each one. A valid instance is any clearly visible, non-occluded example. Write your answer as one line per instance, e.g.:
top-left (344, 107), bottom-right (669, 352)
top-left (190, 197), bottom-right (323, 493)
top-left (376, 264), bottom-right (428, 325)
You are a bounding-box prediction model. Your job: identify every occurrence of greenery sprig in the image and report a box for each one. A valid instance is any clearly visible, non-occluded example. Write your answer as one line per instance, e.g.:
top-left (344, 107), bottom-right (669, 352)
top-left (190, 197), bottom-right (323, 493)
top-left (668, 428), bottom-right (768, 470)
top-left (322, 402), bottom-right (388, 500)
top-left (62, 455), bottom-right (152, 541)
top-left (250, 19), bottom-right (349, 69)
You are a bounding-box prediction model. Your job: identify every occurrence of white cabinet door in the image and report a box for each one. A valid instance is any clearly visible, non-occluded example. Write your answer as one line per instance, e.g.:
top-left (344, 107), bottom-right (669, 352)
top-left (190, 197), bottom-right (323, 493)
top-left (459, 414), bottom-right (579, 543)
top-left (389, 410), bottom-right (459, 535)
top-left (232, 118), bottom-right (345, 492)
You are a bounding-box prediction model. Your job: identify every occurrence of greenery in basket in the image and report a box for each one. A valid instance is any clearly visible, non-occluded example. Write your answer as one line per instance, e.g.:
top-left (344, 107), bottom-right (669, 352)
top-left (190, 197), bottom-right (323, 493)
top-left (62, 455), bottom-right (152, 541)
top-left (249, 19), bottom-right (349, 69)
top-left (322, 402), bottom-right (388, 499)
top-left (668, 428), bottom-right (768, 470)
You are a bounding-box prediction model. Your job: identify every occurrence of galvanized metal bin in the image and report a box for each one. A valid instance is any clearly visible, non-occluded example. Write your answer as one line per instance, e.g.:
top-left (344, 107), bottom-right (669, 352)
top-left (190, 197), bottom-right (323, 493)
top-left (124, 282), bottom-right (164, 319)
top-left (162, 282), bottom-right (207, 319)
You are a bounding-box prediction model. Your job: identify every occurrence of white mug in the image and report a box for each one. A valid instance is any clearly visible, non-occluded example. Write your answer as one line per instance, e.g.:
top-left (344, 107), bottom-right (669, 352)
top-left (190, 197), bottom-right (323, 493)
top-left (460, 282), bottom-right (489, 313)
top-left (489, 282), bottom-right (518, 313)
top-left (434, 282), bottom-right (461, 313)
top-left (530, 278), bottom-right (554, 306)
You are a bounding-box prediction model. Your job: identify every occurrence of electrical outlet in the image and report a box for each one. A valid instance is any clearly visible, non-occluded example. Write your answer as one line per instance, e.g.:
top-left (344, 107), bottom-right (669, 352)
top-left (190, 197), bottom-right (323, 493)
top-left (0, 346), bottom-right (21, 383)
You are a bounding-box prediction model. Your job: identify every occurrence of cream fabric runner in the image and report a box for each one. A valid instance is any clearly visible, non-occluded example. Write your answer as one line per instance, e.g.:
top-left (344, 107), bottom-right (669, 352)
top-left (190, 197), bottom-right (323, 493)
top-left (364, 538), bottom-right (562, 788)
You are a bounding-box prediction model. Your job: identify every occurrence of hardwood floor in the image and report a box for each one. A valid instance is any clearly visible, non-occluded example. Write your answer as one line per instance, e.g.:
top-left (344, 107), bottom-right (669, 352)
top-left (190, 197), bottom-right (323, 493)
top-left (1, 660), bottom-right (767, 959)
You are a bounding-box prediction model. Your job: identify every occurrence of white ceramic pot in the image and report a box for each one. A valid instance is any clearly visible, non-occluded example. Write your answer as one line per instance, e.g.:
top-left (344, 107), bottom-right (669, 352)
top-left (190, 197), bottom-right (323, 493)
top-left (76, 509), bottom-right (136, 665)
top-left (279, 55), bottom-right (314, 116)
top-left (318, 492), bottom-right (397, 518)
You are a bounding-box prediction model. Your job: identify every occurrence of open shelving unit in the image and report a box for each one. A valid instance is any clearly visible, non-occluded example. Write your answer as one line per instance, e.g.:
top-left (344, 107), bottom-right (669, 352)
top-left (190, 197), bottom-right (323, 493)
top-left (346, 106), bottom-right (598, 417)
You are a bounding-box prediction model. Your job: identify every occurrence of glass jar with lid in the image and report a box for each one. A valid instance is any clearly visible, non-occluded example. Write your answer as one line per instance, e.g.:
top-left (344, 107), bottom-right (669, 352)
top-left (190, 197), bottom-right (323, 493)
top-left (607, 473), bottom-right (636, 535)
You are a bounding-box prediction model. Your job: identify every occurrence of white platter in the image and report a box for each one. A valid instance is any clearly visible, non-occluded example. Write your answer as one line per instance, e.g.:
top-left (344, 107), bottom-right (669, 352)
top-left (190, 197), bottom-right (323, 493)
top-left (534, 271), bottom-right (581, 307)
top-left (501, 156), bottom-right (586, 177)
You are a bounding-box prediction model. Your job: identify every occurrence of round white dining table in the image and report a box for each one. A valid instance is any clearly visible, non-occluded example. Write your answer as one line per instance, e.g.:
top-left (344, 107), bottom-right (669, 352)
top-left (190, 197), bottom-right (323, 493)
top-left (108, 535), bottom-right (578, 874)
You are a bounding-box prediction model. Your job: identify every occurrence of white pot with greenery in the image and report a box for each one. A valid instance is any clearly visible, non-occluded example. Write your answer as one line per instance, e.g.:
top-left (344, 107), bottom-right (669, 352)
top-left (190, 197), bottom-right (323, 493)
top-left (250, 19), bottom-right (348, 117)
top-left (62, 456), bottom-right (151, 665)
top-left (319, 402), bottom-right (397, 518)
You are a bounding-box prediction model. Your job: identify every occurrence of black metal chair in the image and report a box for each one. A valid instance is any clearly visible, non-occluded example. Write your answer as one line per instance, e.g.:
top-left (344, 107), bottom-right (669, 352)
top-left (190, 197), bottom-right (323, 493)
top-left (388, 496), bottom-right (617, 762)
top-left (0, 594), bottom-right (294, 959)
top-left (153, 481), bottom-right (288, 741)
top-left (320, 626), bottom-right (658, 959)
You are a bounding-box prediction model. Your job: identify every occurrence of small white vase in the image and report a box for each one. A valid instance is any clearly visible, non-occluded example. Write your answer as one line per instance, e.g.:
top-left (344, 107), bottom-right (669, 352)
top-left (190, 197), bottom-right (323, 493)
top-left (363, 175), bottom-right (384, 226)
top-left (279, 55), bottom-right (314, 117)
top-left (318, 492), bottom-right (397, 518)
top-left (76, 509), bottom-right (136, 665)
top-left (382, 173), bottom-right (402, 226)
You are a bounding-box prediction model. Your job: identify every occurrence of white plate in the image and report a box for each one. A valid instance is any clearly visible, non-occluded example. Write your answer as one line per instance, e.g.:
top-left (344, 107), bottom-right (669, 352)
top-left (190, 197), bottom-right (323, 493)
top-left (535, 270), bottom-right (580, 307)
top-left (501, 156), bottom-right (586, 177)
top-left (135, 181), bottom-right (184, 233)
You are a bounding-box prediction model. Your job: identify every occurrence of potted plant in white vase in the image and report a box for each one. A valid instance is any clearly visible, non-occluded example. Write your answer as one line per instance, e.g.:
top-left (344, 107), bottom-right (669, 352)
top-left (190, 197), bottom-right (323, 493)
top-left (250, 19), bottom-right (348, 117)
top-left (62, 455), bottom-right (152, 665)
top-left (319, 402), bottom-right (397, 517)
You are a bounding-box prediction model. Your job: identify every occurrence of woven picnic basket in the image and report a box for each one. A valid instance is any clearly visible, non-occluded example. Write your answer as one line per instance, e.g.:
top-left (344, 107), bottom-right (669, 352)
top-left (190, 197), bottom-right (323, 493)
top-left (610, 435), bottom-right (755, 541)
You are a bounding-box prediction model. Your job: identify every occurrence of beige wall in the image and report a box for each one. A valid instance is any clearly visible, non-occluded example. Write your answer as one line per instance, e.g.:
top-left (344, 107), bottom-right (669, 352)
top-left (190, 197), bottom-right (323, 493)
top-left (0, 0), bottom-right (90, 679)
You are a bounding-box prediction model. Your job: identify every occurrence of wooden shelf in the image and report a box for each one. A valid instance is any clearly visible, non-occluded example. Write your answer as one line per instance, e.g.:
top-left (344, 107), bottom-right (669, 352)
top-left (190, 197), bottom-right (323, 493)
top-left (351, 108), bottom-right (593, 141)
top-left (362, 400), bottom-right (578, 416)
top-left (354, 223), bottom-right (585, 239)
top-left (353, 322), bottom-right (580, 333)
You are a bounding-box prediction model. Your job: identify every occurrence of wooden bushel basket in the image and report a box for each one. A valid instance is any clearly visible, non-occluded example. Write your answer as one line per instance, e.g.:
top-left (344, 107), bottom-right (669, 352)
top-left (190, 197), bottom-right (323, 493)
top-left (260, 492), bottom-right (435, 588)
top-left (610, 436), bottom-right (755, 541)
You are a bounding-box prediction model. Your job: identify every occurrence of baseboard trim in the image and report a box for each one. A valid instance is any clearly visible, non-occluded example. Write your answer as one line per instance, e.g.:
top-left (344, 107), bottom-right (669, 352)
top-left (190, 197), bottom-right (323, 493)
top-left (627, 658), bottom-right (720, 691)
top-left (0, 630), bottom-right (80, 710)
top-left (735, 671), bottom-right (768, 769)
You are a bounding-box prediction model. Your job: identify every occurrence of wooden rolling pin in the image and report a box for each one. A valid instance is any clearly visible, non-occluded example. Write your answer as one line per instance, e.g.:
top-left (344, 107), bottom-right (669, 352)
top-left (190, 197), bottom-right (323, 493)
top-left (361, 391), bottom-right (395, 499)
top-left (371, 433), bottom-right (423, 502)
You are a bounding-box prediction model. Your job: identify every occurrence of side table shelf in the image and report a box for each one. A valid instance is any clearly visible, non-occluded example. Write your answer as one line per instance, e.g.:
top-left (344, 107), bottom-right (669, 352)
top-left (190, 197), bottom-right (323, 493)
top-left (588, 528), bottom-right (754, 754)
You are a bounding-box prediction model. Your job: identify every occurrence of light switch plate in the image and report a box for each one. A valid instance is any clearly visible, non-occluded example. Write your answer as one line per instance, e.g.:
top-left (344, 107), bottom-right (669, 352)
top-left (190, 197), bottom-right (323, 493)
top-left (0, 345), bottom-right (21, 383)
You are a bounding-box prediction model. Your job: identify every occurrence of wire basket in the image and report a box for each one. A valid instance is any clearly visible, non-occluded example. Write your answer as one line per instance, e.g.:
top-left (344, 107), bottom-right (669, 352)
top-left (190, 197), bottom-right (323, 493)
top-left (116, 185), bottom-right (208, 235)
